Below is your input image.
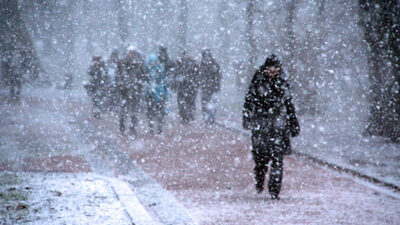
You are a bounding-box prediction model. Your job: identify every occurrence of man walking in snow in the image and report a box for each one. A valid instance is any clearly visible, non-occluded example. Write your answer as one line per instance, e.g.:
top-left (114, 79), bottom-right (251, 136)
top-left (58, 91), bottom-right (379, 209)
top-left (1, 48), bottom-right (25, 103)
top-left (85, 55), bottom-right (110, 118)
top-left (243, 54), bottom-right (300, 200)
top-left (199, 49), bottom-right (221, 125)
top-left (175, 50), bottom-right (199, 124)
top-left (116, 46), bottom-right (148, 136)
top-left (157, 46), bottom-right (176, 92)
top-left (106, 48), bottom-right (121, 109)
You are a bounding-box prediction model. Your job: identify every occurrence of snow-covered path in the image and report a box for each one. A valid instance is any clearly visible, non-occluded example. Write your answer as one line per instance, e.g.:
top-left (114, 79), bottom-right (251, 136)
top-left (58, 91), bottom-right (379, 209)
top-left (120, 122), bottom-right (400, 224)
top-left (1, 87), bottom-right (399, 224)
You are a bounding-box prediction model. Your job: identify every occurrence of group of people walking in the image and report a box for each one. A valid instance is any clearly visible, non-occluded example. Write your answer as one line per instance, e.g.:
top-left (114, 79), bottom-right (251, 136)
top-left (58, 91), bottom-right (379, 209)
top-left (86, 47), bottom-right (300, 200)
top-left (85, 45), bottom-right (222, 136)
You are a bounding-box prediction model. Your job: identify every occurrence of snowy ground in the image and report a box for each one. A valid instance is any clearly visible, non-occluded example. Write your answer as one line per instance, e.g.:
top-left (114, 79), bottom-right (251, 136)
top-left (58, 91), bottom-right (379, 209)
top-left (122, 121), bottom-right (400, 225)
top-left (216, 88), bottom-right (400, 188)
top-left (1, 86), bottom-right (400, 224)
top-left (0, 172), bottom-right (132, 224)
top-left (0, 86), bottom-right (194, 224)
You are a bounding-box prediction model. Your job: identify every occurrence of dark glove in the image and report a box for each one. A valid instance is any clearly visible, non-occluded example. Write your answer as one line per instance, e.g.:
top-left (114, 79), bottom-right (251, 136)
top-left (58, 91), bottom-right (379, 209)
top-left (286, 115), bottom-right (300, 137)
top-left (243, 116), bottom-right (254, 130)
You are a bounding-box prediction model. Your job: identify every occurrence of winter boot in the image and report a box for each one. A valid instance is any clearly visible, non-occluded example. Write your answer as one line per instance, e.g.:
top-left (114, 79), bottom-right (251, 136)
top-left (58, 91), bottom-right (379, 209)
top-left (129, 126), bottom-right (137, 137)
top-left (256, 182), bottom-right (264, 194)
top-left (148, 123), bottom-right (155, 135)
top-left (119, 120), bottom-right (125, 134)
top-left (270, 193), bottom-right (280, 200)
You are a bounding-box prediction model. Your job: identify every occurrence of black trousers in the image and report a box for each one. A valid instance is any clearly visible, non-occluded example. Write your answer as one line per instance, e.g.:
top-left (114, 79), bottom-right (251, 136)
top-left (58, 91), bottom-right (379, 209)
top-left (119, 94), bottom-right (140, 135)
top-left (10, 77), bottom-right (22, 101)
top-left (177, 90), bottom-right (197, 123)
top-left (251, 130), bottom-right (284, 196)
top-left (147, 96), bottom-right (166, 134)
top-left (201, 90), bottom-right (216, 124)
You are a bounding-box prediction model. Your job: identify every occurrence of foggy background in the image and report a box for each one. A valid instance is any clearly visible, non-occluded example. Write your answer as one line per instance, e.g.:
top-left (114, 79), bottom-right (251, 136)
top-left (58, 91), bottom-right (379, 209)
top-left (1, 1), bottom-right (400, 223)
top-left (15, 0), bottom-right (368, 121)
top-left (1, 0), bottom-right (399, 144)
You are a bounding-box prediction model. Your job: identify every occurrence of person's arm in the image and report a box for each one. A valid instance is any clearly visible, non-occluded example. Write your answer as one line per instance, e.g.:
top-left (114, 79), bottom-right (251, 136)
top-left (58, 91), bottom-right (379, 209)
top-left (283, 81), bottom-right (300, 137)
top-left (115, 61), bottom-right (125, 91)
top-left (243, 84), bottom-right (256, 130)
top-left (215, 63), bottom-right (222, 92)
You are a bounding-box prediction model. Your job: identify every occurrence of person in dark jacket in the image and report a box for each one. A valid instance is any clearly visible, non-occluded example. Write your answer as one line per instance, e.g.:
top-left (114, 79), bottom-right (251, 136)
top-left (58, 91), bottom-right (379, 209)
top-left (85, 55), bottom-right (110, 118)
top-left (157, 46), bottom-right (176, 92)
top-left (175, 50), bottom-right (199, 124)
top-left (242, 54), bottom-right (300, 200)
top-left (107, 49), bottom-right (121, 108)
top-left (1, 49), bottom-right (24, 103)
top-left (199, 49), bottom-right (221, 125)
top-left (116, 46), bottom-right (148, 136)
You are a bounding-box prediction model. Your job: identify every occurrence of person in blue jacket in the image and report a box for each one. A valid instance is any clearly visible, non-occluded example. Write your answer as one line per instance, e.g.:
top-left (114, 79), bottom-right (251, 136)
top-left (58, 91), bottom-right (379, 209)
top-left (146, 53), bottom-right (168, 135)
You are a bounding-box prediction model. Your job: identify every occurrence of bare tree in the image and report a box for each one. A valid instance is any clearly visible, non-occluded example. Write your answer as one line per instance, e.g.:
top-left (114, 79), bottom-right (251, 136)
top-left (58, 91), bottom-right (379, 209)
top-left (115, 0), bottom-right (128, 47)
top-left (0, 0), bottom-right (42, 82)
top-left (284, 0), bottom-right (296, 81)
top-left (218, 0), bottom-right (231, 68)
top-left (245, 0), bottom-right (256, 75)
top-left (294, 0), bottom-right (325, 115)
top-left (283, 0), bottom-right (320, 115)
top-left (57, 2), bottom-right (77, 75)
top-left (178, 0), bottom-right (188, 52)
top-left (359, 0), bottom-right (400, 142)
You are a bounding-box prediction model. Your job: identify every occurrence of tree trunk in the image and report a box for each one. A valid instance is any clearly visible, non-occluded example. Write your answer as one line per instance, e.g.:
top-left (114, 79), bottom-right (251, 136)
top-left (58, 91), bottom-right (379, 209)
top-left (285, 0), bottom-right (296, 81)
top-left (115, 0), bottom-right (128, 48)
top-left (0, 0), bottom-right (42, 81)
top-left (246, 0), bottom-right (256, 85)
top-left (359, 0), bottom-right (400, 142)
top-left (178, 0), bottom-right (188, 52)
top-left (218, 0), bottom-right (230, 69)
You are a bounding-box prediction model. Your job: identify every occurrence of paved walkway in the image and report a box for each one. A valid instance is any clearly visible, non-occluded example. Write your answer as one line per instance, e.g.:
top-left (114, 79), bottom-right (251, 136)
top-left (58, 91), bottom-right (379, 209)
top-left (0, 172), bottom-right (155, 224)
top-left (117, 121), bottom-right (400, 224)
top-left (1, 88), bottom-right (400, 224)
top-left (0, 90), bottom-right (195, 225)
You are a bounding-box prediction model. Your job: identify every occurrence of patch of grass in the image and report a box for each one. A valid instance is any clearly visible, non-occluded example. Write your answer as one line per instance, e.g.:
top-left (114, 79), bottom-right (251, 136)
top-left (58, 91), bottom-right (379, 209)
top-left (0, 172), bottom-right (20, 186)
top-left (0, 172), bottom-right (29, 203)
top-left (0, 190), bottom-right (28, 202)
top-left (0, 173), bottom-right (32, 223)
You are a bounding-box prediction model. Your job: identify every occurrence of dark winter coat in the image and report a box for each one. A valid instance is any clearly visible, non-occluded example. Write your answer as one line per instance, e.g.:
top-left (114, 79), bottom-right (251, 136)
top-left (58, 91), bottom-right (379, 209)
top-left (199, 57), bottom-right (221, 95)
top-left (243, 68), bottom-right (300, 155)
top-left (175, 56), bottom-right (199, 94)
top-left (1, 52), bottom-right (24, 86)
top-left (86, 59), bottom-right (110, 98)
top-left (158, 48), bottom-right (173, 72)
top-left (158, 49), bottom-right (176, 91)
top-left (1, 57), bottom-right (14, 85)
top-left (116, 52), bottom-right (148, 99)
